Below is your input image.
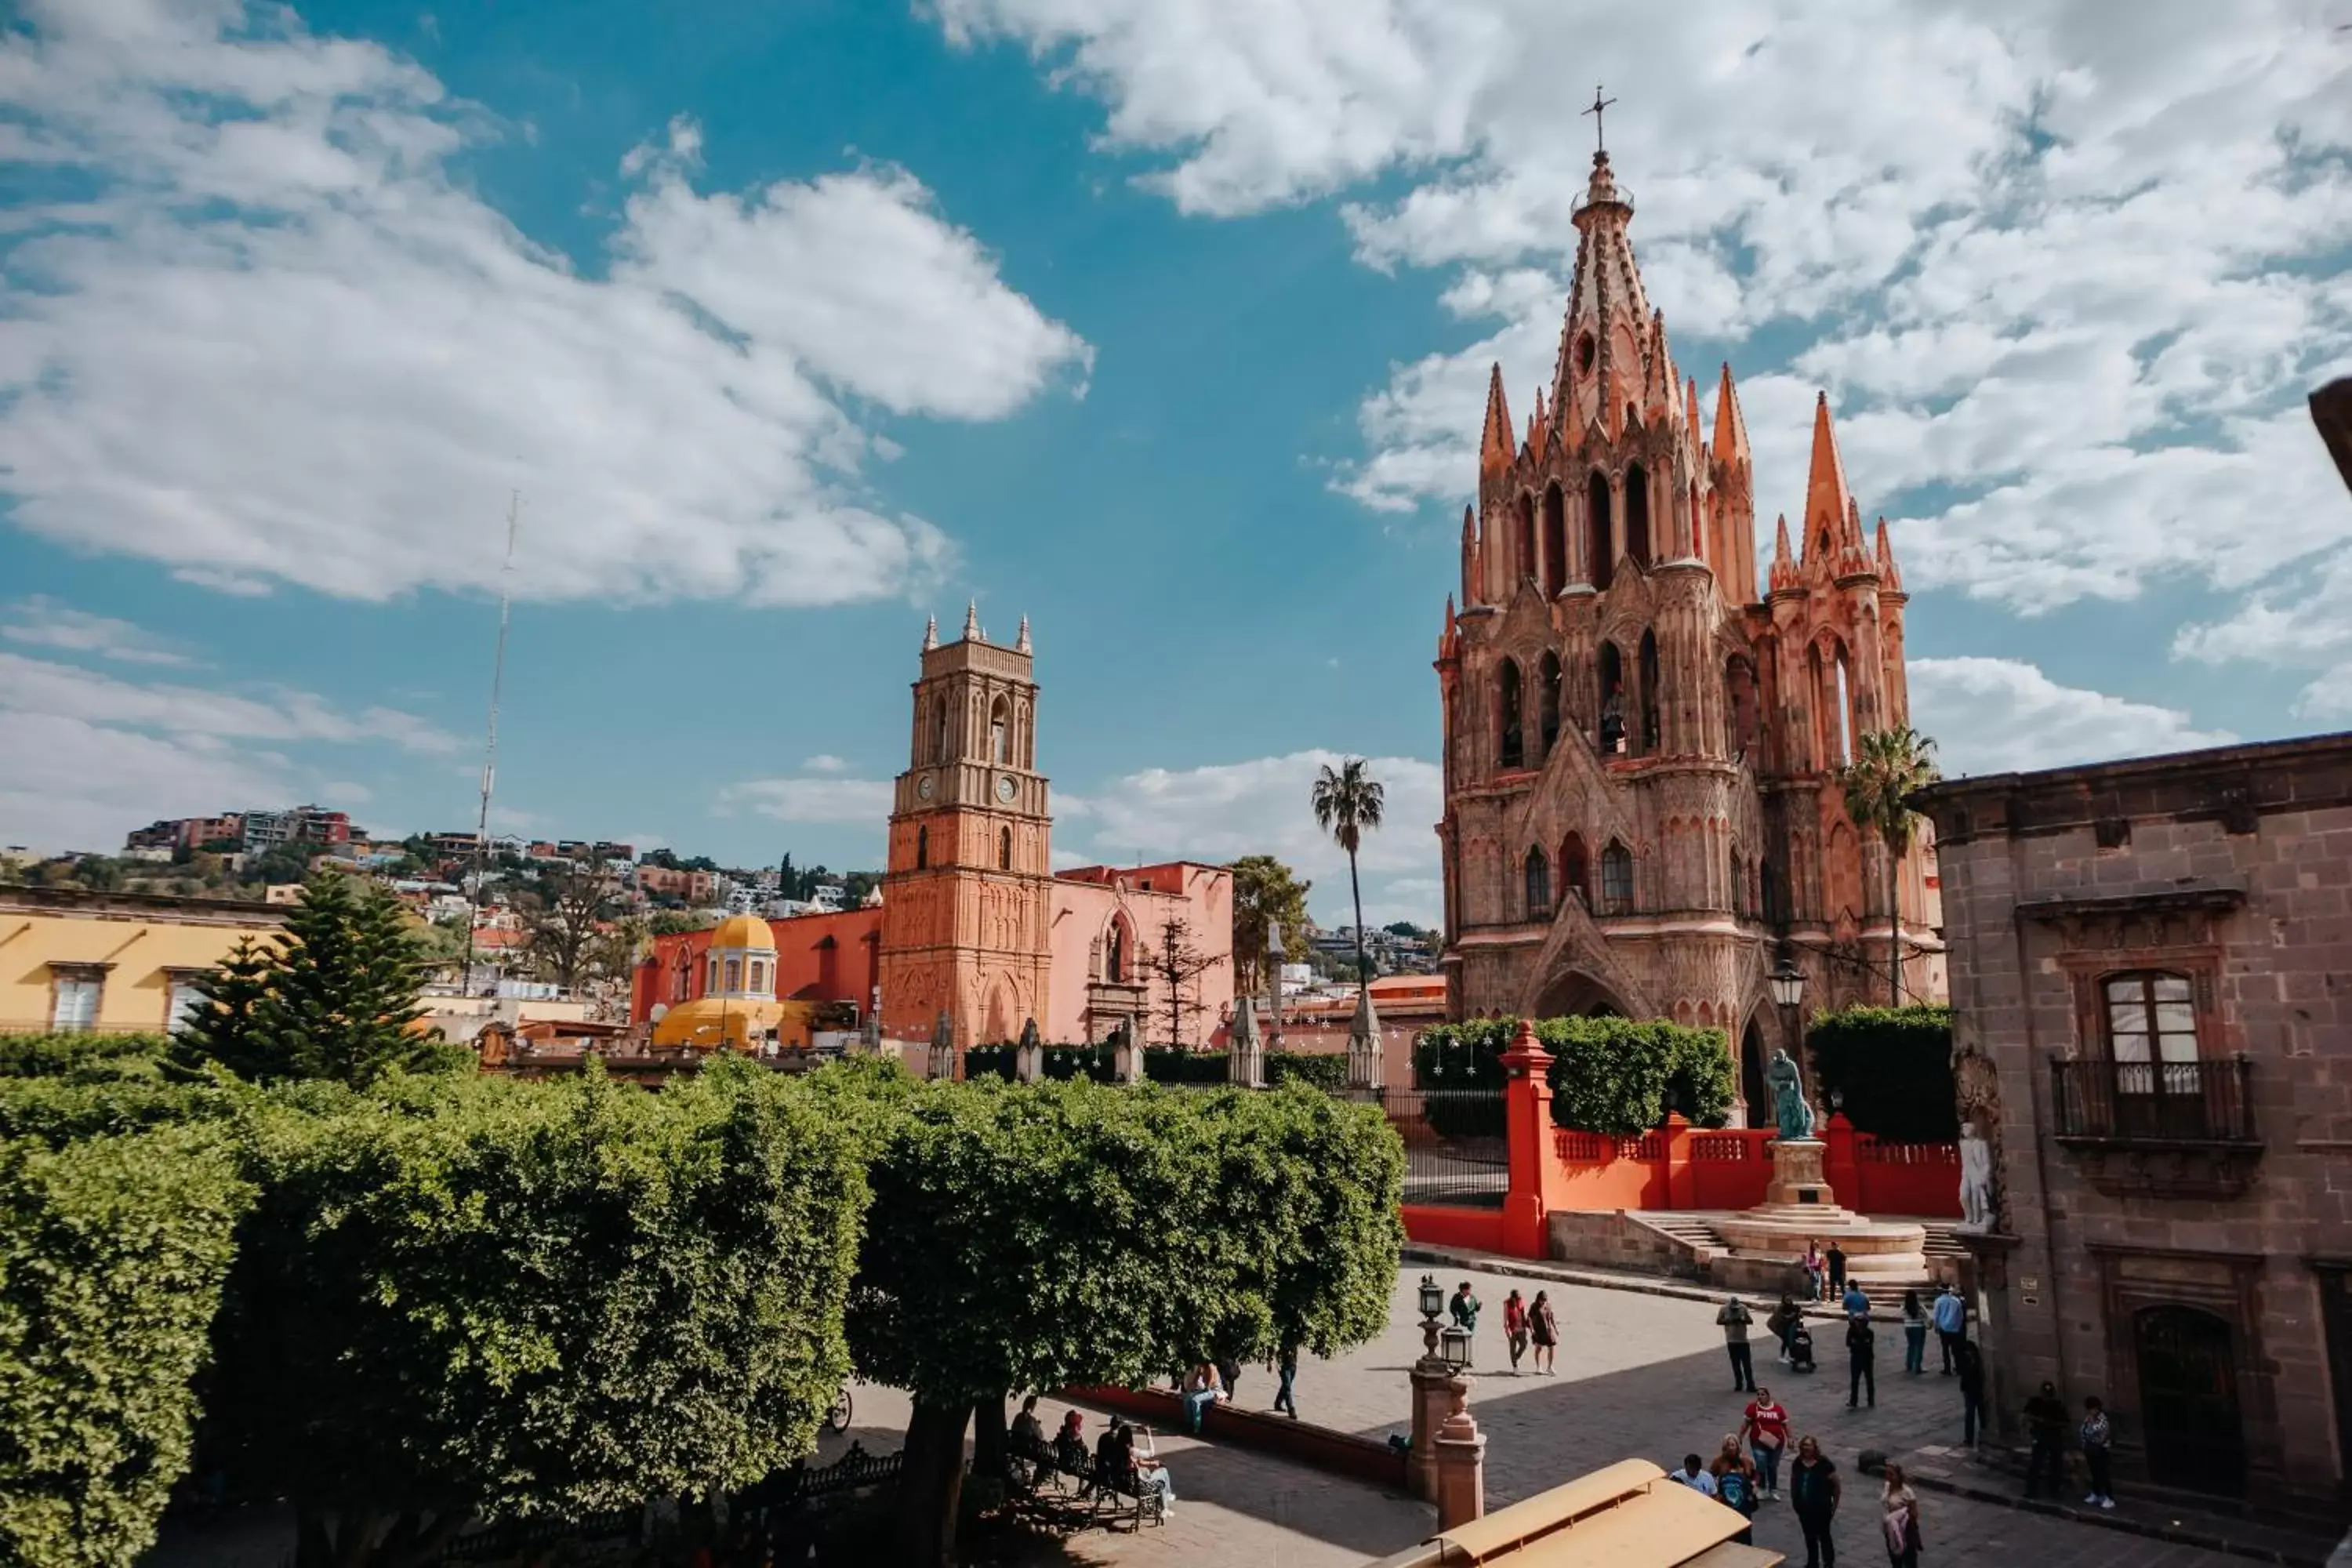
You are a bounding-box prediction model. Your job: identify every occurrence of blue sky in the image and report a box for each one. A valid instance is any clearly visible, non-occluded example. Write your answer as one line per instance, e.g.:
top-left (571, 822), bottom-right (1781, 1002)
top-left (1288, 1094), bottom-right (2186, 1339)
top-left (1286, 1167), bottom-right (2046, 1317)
top-left (2, 0), bottom-right (2349, 927)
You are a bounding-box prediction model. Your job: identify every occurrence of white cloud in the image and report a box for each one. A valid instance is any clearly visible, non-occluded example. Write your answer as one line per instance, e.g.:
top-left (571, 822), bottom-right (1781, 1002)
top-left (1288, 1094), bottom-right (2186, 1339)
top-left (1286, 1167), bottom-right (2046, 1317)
top-left (2175, 544), bottom-right (2352, 720)
top-left (0, 648), bottom-right (461, 851)
top-left (937, 0), bottom-right (2352, 683)
top-left (0, 1), bottom-right (1090, 606)
top-left (800, 753), bottom-right (851, 775)
top-left (717, 775), bottom-right (895, 825)
top-left (1909, 656), bottom-right (2236, 777)
top-left (1059, 749), bottom-right (1442, 926)
top-left (1, 597), bottom-right (194, 666)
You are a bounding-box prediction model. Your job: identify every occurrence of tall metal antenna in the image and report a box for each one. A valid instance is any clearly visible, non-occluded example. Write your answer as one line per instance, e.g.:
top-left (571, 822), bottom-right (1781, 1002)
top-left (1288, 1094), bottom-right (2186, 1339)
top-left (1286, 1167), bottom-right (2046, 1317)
top-left (460, 492), bottom-right (521, 999)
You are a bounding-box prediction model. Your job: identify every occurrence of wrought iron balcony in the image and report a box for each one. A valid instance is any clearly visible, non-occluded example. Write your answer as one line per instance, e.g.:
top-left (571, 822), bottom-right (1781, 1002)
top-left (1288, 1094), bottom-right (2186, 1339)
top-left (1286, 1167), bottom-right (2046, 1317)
top-left (2049, 1057), bottom-right (2261, 1199)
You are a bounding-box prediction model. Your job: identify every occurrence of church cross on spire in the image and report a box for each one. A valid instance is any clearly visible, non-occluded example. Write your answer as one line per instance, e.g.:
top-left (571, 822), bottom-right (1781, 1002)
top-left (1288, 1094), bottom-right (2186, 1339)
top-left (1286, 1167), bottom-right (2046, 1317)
top-left (1583, 84), bottom-right (1617, 156)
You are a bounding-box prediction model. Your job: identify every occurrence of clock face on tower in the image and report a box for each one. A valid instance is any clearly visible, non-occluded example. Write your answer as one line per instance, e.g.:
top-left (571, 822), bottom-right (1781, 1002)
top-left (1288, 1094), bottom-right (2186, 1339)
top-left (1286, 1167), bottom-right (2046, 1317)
top-left (916, 774), bottom-right (935, 800)
top-left (996, 775), bottom-right (1018, 804)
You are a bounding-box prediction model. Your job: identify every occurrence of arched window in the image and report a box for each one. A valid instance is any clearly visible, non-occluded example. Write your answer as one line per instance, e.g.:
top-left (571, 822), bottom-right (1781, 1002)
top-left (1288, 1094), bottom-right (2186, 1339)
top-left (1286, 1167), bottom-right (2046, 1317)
top-left (1638, 630), bottom-right (1661, 753)
top-left (1625, 462), bottom-right (1651, 567)
top-left (916, 825), bottom-right (929, 870)
top-left (1524, 846), bottom-right (1552, 920)
top-left (1587, 471), bottom-right (1614, 591)
top-left (1601, 840), bottom-right (1634, 915)
top-left (1835, 651), bottom-right (1853, 766)
top-left (703, 956), bottom-right (717, 995)
top-left (1598, 642), bottom-right (1625, 755)
top-left (1538, 651), bottom-right (1562, 757)
top-left (1498, 659), bottom-right (1524, 769)
top-left (723, 957), bottom-right (742, 993)
top-left (1516, 492), bottom-right (1537, 586)
top-left (1561, 832), bottom-right (1590, 909)
top-left (673, 950), bottom-right (691, 1003)
top-left (990, 695), bottom-right (1011, 764)
top-left (1730, 851), bottom-right (1745, 919)
top-left (998, 826), bottom-right (1013, 871)
top-left (1105, 920), bottom-right (1127, 983)
top-left (1726, 656), bottom-right (1760, 760)
top-left (933, 696), bottom-right (949, 761)
top-left (749, 959), bottom-right (766, 993)
top-left (1541, 483), bottom-right (1566, 597)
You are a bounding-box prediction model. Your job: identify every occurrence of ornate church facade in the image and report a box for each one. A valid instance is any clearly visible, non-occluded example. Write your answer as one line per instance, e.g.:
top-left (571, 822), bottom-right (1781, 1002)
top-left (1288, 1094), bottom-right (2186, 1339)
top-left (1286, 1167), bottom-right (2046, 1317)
top-left (1434, 147), bottom-right (1943, 1115)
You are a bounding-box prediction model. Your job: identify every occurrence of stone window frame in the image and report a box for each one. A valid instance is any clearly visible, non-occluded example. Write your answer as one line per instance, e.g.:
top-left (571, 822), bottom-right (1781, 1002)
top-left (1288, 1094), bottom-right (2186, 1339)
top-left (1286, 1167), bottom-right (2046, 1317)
top-left (47, 961), bottom-right (111, 1032)
top-left (2054, 944), bottom-right (2227, 1063)
top-left (163, 964), bottom-right (212, 1031)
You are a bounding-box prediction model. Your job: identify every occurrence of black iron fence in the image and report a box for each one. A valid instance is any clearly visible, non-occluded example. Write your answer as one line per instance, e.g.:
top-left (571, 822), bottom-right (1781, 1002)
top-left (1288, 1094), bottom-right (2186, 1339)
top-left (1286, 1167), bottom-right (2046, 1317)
top-left (2051, 1057), bottom-right (2256, 1144)
top-left (1342, 1086), bottom-right (1508, 1207)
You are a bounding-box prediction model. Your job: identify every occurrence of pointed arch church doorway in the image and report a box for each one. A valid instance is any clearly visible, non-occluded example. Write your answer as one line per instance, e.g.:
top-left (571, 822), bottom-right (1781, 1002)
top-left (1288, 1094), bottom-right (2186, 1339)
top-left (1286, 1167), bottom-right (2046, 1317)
top-left (1740, 1017), bottom-right (1769, 1126)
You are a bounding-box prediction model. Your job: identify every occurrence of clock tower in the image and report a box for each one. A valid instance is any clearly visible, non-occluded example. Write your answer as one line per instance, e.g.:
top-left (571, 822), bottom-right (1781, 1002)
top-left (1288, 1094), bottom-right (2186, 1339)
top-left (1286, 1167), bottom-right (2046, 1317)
top-left (877, 604), bottom-right (1054, 1052)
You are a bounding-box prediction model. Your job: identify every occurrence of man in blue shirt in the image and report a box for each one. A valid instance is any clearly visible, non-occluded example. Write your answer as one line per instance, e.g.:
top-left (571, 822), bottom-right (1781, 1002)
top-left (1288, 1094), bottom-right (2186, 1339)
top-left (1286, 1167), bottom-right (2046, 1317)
top-left (1842, 1280), bottom-right (1870, 1319)
top-left (1931, 1284), bottom-right (1967, 1374)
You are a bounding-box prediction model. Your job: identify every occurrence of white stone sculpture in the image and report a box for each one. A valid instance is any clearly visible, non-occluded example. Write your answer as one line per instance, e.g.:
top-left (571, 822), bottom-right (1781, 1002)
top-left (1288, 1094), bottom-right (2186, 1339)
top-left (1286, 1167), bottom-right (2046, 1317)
top-left (1958, 1120), bottom-right (1995, 1231)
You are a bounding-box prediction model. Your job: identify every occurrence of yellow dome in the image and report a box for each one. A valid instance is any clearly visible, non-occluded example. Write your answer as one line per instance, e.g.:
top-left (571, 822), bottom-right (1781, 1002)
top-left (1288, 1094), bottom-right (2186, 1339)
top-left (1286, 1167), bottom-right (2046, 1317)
top-left (652, 995), bottom-right (813, 1051)
top-left (709, 913), bottom-right (775, 952)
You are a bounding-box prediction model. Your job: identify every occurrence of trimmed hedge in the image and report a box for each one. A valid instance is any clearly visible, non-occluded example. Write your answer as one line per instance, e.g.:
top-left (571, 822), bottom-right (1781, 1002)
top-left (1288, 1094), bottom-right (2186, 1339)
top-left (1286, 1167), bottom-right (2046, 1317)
top-left (0, 1125), bottom-right (253, 1568)
top-left (1415, 1016), bottom-right (1734, 1134)
top-left (0, 1032), bottom-right (172, 1083)
top-left (1805, 1004), bottom-right (1957, 1142)
top-left (964, 1045), bottom-right (1120, 1083)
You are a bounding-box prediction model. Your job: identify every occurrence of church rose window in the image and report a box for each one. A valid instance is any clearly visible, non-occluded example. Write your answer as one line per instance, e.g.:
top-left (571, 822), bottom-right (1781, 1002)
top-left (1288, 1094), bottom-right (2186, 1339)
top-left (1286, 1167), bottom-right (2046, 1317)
top-left (1601, 842), bottom-right (1633, 914)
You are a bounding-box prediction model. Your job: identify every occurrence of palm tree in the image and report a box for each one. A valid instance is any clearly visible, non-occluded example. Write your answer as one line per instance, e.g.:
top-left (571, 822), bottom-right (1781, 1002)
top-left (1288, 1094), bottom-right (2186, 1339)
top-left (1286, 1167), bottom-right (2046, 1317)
top-left (1837, 726), bottom-right (1940, 1005)
top-left (1310, 757), bottom-right (1385, 988)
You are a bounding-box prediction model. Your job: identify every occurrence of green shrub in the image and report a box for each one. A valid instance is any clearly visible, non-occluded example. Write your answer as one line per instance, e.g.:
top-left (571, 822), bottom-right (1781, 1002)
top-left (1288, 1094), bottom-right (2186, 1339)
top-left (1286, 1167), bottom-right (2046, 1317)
top-left (0, 1125), bottom-right (252, 1567)
top-left (1415, 1016), bottom-right (1734, 1134)
top-left (0, 1032), bottom-right (172, 1083)
top-left (964, 1045), bottom-right (1119, 1083)
top-left (1265, 1051), bottom-right (1348, 1091)
top-left (1806, 1004), bottom-right (1957, 1142)
top-left (1142, 1049), bottom-right (1230, 1084)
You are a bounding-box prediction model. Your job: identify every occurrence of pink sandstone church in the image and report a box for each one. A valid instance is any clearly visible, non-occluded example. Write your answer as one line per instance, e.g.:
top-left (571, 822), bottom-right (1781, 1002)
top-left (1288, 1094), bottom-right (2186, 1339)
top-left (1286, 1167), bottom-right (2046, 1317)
top-left (1434, 146), bottom-right (1943, 1116)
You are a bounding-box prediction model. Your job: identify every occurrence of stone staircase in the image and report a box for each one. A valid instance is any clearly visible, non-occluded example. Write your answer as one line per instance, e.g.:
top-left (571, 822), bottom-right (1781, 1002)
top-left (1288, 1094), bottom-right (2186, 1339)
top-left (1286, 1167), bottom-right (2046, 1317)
top-left (1618, 1210), bottom-right (1952, 1313)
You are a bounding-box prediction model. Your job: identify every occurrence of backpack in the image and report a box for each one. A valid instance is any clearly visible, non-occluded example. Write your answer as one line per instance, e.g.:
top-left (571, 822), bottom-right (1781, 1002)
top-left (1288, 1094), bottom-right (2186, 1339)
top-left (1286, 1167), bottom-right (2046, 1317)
top-left (1718, 1468), bottom-right (1754, 1515)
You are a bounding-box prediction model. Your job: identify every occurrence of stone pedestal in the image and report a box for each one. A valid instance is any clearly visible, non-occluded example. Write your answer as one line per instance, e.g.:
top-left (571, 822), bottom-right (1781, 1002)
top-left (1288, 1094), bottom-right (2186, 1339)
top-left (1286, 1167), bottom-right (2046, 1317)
top-left (1229, 995), bottom-right (1265, 1088)
top-left (1713, 1137), bottom-right (1929, 1285)
top-left (1346, 986), bottom-right (1385, 1091)
top-left (1014, 1041), bottom-right (1043, 1083)
top-left (1432, 1382), bottom-right (1486, 1530)
top-left (1763, 1138), bottom-right (1835, 1208)
top-left (1408, 1359), bottom-right (1452, 1502)
top-left (1110, 1029), bottom-right (1142, 1083)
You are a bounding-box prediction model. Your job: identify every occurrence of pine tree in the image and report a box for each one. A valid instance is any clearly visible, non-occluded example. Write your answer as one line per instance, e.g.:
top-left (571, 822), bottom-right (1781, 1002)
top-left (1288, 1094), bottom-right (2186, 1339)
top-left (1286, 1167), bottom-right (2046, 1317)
top-left (174, 876), bottom-right (438, 1087)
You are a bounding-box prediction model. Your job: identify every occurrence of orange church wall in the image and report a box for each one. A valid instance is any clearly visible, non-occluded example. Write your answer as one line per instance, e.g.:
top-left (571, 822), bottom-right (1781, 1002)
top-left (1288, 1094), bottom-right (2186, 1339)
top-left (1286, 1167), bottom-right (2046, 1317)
top-left (631, 907), bottom-right (883, 1025)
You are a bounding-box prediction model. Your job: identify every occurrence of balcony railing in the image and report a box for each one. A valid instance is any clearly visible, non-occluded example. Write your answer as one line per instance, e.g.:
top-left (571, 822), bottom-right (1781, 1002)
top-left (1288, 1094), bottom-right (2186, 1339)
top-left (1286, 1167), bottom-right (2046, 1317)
top-left (2050, 1057), bottom-right (2256, 1145)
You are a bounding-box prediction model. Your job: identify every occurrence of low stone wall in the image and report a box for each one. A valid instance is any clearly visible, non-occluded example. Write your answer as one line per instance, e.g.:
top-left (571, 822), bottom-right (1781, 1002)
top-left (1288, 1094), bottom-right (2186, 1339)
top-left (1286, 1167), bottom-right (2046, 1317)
top-left (1061, 1384), bottom-right (1409, 1490)
top-left (1547, 1210), bottom-right (1810, 1301)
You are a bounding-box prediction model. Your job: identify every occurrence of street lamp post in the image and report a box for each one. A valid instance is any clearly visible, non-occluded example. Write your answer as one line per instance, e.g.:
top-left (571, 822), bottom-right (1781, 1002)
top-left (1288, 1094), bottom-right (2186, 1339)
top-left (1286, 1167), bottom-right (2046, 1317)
top-left (1769, 953), bottom-right (1809, 1110)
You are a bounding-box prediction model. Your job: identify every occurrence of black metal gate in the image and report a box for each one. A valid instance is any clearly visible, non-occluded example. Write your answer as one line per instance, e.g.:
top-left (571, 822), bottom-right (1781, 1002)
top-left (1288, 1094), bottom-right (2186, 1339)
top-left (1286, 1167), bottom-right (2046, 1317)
top-left (2135, 1305), bottom-right (2245, 1495)
top-left (1347, 1087), bottom-right (1508, 1207)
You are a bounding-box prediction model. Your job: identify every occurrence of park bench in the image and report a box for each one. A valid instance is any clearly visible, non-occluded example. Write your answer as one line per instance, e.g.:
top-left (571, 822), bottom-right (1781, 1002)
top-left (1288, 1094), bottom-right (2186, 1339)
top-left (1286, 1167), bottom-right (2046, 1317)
top-left (1006, 1428), bottom-right (1168, 1532)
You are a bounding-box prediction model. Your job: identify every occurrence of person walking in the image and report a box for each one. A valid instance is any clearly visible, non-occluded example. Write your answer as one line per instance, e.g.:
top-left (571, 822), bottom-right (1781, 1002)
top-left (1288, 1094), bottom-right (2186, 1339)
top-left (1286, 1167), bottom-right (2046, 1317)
top-left (1529, 1290), bottom-right (1559, 1375)
top-left (2080, 1396), bottom-right (2115, 1508)
top-left (1272, 1341), bottom-right (1299, 1420)
top-left (1718, 1295), bottom-right (1757, 1392)
top-left (1900, 1290), bottom-right (1927, 1376)
top-left (1788, 1435), bottom-right (1842, 1568)
top-left (1880, 1463), bottom-right (1924, 1566)
top-left (2023, 1380), bottom-right (2069, 1499)
top-left (1743, 1385), bottom-right (1791, 1499)
top-left (1671, 1453), bottom-right (1719, 1498)
top-left (1710, 1435), bottom-right (1760, 1544)
top-left (1957, 1341), bottom-right (1984, 1446)
top-left (1768, 1295), bottom-right (1803, 1364)
top-left (1827, 1241), bottom-right (1849, 1301)
top-left (1845, 1315), bottom-right (1877, 1408)
top-left (1842, 1279), bottom-right (1870, 1320)
top-left (1503, 1290), bottom-right (1530, 1374)
top-left (1930, 1285), bottom-right (1966, 1374)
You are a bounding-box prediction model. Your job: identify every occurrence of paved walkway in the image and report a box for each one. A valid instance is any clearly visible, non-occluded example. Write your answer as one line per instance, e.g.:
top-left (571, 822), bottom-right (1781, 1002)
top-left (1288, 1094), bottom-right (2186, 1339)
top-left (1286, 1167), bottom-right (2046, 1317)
top-left (1012, 1263), bottom-right (2317, 1566)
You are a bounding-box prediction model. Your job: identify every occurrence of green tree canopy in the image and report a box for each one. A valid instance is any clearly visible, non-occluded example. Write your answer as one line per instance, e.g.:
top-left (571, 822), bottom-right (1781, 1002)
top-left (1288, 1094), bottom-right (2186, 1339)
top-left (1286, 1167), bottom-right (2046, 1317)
top-left (838, 1073), bottom-right (1402, 1564)
top-left (205, 1061), bottom-right (866, 1566)
top-left (1806, 1004), bottom-right (1958, 1142)
top-left (172, 875), bottom-right (453, 1087)
top-left (1229, 855), bottom-right (1312, 999)
top-left (0, 1125), bottom-right (252, 1568)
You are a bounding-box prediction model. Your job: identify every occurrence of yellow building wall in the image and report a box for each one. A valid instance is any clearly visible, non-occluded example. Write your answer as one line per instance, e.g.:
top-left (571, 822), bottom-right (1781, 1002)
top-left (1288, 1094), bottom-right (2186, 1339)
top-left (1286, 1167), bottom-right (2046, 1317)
top-left (0, 893), bottom-right (285, 1034)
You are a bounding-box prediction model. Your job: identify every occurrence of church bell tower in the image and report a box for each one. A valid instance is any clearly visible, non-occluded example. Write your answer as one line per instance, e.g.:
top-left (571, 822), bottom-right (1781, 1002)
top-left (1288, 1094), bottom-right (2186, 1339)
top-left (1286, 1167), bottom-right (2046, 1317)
top-left (877, 605), bottom-right (1054, 1052)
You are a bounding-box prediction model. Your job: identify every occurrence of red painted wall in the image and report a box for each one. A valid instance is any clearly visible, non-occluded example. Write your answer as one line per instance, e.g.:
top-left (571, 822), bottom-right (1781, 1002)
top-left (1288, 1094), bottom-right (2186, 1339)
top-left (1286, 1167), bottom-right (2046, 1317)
top-left (631, 909), bottom-right (884, 1025)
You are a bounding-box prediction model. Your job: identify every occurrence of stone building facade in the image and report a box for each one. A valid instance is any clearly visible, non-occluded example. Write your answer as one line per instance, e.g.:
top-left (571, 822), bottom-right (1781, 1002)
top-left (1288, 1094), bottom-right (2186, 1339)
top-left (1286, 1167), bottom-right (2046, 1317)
top-left (1435, 145), bottom-right (1940, 1115)
top-left (1918, 735), bottom-right (2352, 1519)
